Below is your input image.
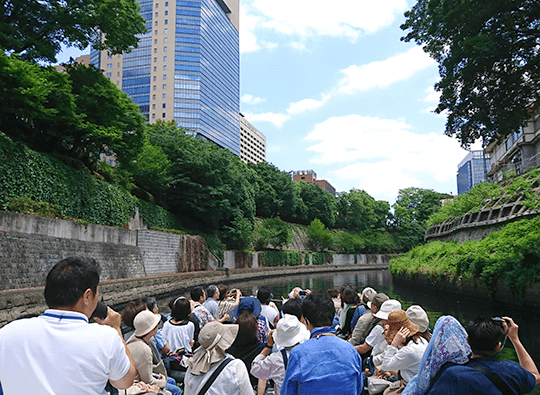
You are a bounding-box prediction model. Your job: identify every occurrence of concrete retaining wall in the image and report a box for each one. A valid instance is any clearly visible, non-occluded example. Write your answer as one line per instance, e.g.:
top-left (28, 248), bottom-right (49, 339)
top-left (0, 264), bottom-right (389, 328)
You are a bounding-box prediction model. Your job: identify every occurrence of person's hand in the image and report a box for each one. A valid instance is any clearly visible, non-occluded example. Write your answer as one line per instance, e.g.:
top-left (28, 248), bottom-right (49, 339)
top-left (158, 373), bottom-right (166, 380)
top-left (94, 307), bottom-right (121, 330)
top-left (305, 289), bottom-right (311, 295)
top-left (391, 326), bottom-right (410, 348)
top-left (148, 384), bottom-right (160, 393)
top-left (267, 329), bottom-right (276, 348)
top-left (375, 366), bottom-right (390, 379)
top-left (502, 316), bottom-right (519, 341)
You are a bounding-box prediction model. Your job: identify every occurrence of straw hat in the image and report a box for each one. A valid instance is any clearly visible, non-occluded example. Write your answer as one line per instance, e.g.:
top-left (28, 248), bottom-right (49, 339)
top-left (273, 314), bottom-right (310, 350)
top-left (133, 310), bottom-right (161, 337)
top-left (384, 310), bottom-right (419, 344)
top-left (406, 305), bottom-right (429, 333)
top-left (188, 321), bottom-right (239, 375)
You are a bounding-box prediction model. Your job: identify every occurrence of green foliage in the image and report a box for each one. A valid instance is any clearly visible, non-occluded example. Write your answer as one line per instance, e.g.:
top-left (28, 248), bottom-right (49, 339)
top-left (332, 231), bottom-right (365, 254)
top-left (254, 217), bottom-right (292, 250)
top-left (401, 0), bottom-right (540, 146)
top-left (311, 252), bottom-right (331, 265)
top-left (336, 189), bottom-right (389, 231)
top-left (428, 170), bottom-right (540, 226)
top-left (8, 197), bottom-right (61, 218)
top-left (306, 218), bottom-right (334, 252)
top-left (261, 250), bottom-right (303, 267)
top-left (1, 0), bottom-right (146, 63)
top-left (390, 216), bottom-right (540, 297)
top-left (295, 181), bottom-right (336, 227)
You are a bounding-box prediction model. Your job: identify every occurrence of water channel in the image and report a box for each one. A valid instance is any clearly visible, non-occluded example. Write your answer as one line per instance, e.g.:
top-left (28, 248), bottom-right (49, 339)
top-left (156, 268), bottom-right (540, 372)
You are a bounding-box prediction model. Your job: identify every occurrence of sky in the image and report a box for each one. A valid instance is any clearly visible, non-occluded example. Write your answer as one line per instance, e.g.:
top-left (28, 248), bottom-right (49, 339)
top-left (58, 0), bottom-right (481, 204)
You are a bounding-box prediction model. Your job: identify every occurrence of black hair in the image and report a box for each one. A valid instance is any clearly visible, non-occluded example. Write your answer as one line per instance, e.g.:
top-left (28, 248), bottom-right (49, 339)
top-left (141, 296), bottom-right (157, 312)
top-left (257, 286), bottom-right (272, 305)
top-left (171, 297), bottom-right (192, 321)
top-left (44, 256), bottom-right (100, 308)
top-left (206, 285), bottom-right (218, 299)
top-left (467, 317), bottom-right (504, 357)
top-left (327, 289), bottom-right (338, 298)
top-left (191, 286), bottom-right (205, 302)
top-left (232, 311), bottom-right (259, 346)
top-left (301, 290), bottom-right (334, 328)
top-left (217, 284), bottom-right (228, 301)
top-left (341, 287), bottom-right (358, 305)
top-left (282, 297), bottom-right (303, 321)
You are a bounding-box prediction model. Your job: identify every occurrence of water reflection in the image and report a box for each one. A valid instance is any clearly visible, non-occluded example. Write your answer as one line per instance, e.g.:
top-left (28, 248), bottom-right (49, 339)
top-left (157, 269), bottom-right (539, 366)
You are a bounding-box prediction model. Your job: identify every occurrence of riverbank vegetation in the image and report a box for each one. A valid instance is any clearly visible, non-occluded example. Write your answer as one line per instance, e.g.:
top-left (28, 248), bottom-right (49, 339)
top-left (390, 215), bottom-right (540, 298)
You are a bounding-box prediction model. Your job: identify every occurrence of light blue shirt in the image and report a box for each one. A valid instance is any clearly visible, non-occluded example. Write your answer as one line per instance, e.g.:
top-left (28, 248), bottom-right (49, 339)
top-left (203, 297), bottom-right (219, 318)
top-left (281, 326), bottom-right (364, 395)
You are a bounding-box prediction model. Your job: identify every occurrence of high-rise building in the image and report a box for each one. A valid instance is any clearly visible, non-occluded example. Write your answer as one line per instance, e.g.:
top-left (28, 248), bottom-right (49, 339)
top-left (457, 150), bottom-right (490, 195)
top-left (292, 170), bottom-right (336, 196)
top-left (239, 113), bottom-right (266, 164)
top-left (91, 0), bottom-right (240, 155)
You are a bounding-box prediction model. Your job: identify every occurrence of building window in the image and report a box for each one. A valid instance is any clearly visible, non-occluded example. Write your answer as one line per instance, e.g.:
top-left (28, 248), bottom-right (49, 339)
top-left (107, 54), bottom-right (112, 59)
top-left (164, 37), bottom-right (168, 43)
top-left (154, 57), bottom-right (157, 63)
top-left (163, 74), bottom-right (167, 80)
top-left (162, 103), bottom-right (166, 108)
top-left (163, 46), bottom-right (167, 52)
top-left (162, 84), bottom-right (166, 89)
top-left (162, 93), bottom-right (166, 99)
top-left (155, 3), bottom-right (158, 8)
top-left (162, 113), bottom-right (166, 118)
top-left (165, 10), bottom-right (168, 15)
top-left (154, 66), bottom-right (157, 72)
top-left (165, 1), bottom-right (168, 5)
top-left (106, 72), bottom-right (112, 77)
top-left (152, 104), bottom-right (156, 109)
top-left (117, 71), bottom-right (120, 76)
top-left (154, 39), bottom-right (157, 44)
top-left (153, 76), bottom-right (156, 81)
top-left (155, 20), bottom-right (158, 26)
top-left (153, 94), bottom-right (156, 100)
top-left (152, 113), bottom-right (155, 119)
top-left (163, 65), bottom-right (167, 70)
top-left (155, 29), bottom-right (158, 35)
top-left (106, 63), bottom-right (112, 68)
top-left (155, 12), bottom-right (158, 17)
top-left (153, 85), bottom-right (156, 91)
top-left (164, 19), bottom-right (168, 24)
top-left (164, 28), bottom-right (168, 34)
top-left (154, 47), bottom-right (157, 53)
top-left (163, 56), bottom-right (167, 61)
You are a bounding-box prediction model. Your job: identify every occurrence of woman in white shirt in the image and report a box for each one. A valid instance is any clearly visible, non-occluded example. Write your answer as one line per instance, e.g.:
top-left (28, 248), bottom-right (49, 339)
top-left (379, 310), bottom-right (429, 387)
top-left (161, 297), bottom-right (195, 352)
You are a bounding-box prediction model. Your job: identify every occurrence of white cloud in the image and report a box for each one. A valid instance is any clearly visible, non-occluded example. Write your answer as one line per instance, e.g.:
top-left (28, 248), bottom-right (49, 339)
top-left (241, 94), bottom-right (265, 105)
top-left (253, 0), bottom-right (408, 40)
top-left (240, 6), bottom-right (278, 54)
top-left (287, 95), bottom-right (329, 115)
top-left (338, 47), bottom-right (436, 94)
top-left (424, 86), bottom-right (440, 103)
top-left (305, 114), bottom-right (468, 199)
top-left (244, 112), bottom-right (290, 128)
top-left (288, 42), bottom-right (307, 52)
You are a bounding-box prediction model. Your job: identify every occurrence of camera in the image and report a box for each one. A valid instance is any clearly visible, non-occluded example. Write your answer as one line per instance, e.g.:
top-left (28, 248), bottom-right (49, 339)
top-left (299, 290), bottom-right (307, 296)
top-left (91, 302), bottom-right (108, 320)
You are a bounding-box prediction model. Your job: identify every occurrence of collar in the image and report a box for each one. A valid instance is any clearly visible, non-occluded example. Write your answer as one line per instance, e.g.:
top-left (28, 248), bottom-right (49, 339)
top-left (41, 309), bottom-right (89, 323)
top-left (310, 326), bottom-right (337, 337)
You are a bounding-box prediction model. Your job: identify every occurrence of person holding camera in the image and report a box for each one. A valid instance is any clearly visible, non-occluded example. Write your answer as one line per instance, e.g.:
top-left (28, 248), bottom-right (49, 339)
top-left (0, 256), bottom-right (136, 394)
top-left (428, 316), bottom-right (540, 394)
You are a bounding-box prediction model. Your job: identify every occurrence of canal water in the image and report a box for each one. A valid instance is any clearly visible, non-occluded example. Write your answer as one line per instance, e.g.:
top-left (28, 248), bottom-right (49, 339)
top-left (157, 268), bottom-right (540, 375)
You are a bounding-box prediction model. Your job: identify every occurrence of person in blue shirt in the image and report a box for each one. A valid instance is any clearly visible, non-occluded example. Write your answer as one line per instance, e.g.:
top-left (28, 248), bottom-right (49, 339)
top-left (281, 291), bottom-right (364, 395)
top-left (428, 316), bottom-right (540, 395)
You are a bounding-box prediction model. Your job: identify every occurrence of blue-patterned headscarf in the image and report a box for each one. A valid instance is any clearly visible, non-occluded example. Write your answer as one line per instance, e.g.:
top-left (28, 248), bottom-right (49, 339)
top-left (402, 315), bottom-right (471, 395)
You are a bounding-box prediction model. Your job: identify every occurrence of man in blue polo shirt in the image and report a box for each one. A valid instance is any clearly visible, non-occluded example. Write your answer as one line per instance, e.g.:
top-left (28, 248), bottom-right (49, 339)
top-left (281, 290), bottom-right (364, 395)
top-left (428, 316), bottom-right (540, 394)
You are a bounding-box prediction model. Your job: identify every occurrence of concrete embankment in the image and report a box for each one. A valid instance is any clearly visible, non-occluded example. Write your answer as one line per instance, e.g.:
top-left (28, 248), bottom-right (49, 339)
top-left (0, 263), bottom-right (388, 328)
top-left (393, 273), bottom-right (540, 311)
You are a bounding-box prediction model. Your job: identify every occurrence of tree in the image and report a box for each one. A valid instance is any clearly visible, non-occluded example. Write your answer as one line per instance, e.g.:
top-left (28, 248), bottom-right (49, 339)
top-left (295, 181), bottom-right (336, 227)
top-left (306, 218), bottom-right (334, 252)
top-left (335, 189), bottom-right (389, 232)
top-left (401, 0), bottom-right (540, 146)
top-left (254, 217), bottom-right (292, 250)
top-left (1, 0), bottom-right (146, 63)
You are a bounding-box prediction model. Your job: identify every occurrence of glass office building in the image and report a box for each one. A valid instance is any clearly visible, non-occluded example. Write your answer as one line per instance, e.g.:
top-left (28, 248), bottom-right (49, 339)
top-left (457, 150), bottom-right (490, 195)
top-left (91, 0), bottom-right (240, 155)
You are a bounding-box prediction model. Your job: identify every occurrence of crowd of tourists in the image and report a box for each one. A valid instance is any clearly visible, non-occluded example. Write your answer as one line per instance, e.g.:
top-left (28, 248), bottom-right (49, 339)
top-left (0, 256), bottom-right (539, 395)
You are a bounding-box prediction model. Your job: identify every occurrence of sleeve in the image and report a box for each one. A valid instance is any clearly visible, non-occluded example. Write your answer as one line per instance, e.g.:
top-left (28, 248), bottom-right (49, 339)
top-left (136, 345), bottom-right (166, 388)
top-left (365, 326), bottom-right (383, 347)
top-left (154, 331), bottom-right (166, 352)
top-left (251, 353), bottom-right (283, 381)
top-left (108, 330), bottom-right (132, 382)
top-left (381, 345), bottom-right (412, 372)
top-left (349, 315), bottom-right (370, 346)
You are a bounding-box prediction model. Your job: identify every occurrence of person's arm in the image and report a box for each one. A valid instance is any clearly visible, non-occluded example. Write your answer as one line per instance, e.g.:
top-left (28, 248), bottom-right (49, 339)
top-left (251, 329), bottom-right (275, 380)
top-left (381, 327), bottom-right (413, 372)
top-left (95, 307), bottom-right (136, 389)
top-left (216, 314), bottom-right (230, 323)
top-left (355, 342), bottom-right (373, 355)
top-left (503, 316), bottom-right (540, 385)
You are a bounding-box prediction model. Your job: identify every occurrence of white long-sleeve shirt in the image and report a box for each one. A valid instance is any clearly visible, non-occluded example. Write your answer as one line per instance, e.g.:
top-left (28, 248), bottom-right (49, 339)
top-left (381, 337), bottom-right (428, 382)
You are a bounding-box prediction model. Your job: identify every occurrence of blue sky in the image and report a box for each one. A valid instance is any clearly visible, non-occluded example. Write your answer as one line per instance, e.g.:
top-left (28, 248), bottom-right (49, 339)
top-left (58, 0), bottom-right (480, 203)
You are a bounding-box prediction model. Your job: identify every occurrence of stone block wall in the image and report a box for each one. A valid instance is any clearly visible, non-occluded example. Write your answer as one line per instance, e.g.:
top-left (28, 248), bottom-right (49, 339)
top-left (0, 231), bottom-right (146, 290)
